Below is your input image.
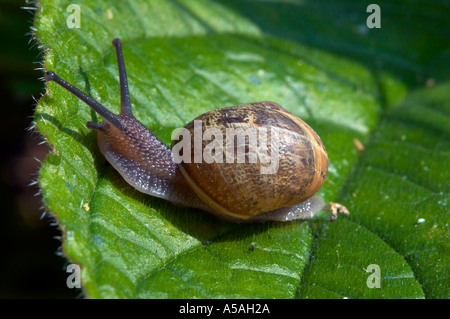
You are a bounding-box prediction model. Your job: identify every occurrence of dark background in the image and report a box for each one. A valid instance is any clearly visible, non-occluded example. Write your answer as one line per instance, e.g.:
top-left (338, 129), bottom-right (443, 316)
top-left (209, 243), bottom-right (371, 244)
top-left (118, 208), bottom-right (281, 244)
top-left (0, 1), bottom-right (78, 298)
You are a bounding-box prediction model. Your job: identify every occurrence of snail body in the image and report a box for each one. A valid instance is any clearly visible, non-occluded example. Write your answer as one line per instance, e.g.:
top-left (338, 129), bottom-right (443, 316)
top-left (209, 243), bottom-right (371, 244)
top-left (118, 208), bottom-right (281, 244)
top-left (44, 38), bottom-right (329, 223)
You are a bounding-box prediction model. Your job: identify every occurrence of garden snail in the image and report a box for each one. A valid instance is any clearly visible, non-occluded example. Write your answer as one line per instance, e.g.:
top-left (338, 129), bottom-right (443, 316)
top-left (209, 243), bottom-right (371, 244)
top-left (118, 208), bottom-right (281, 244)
top-left (44, 38), bottom-right (334, 223)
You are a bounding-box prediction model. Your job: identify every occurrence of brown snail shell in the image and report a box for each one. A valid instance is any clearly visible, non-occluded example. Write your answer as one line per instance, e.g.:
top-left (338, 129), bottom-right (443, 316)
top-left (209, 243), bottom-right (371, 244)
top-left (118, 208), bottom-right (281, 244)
top-left (174, 101), bottom-right (328, 220)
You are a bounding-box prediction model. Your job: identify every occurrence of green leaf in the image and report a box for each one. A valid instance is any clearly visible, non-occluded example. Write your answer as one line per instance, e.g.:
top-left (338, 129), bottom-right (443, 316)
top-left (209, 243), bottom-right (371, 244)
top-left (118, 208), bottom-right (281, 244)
top-left (33, 0), bottom-right (449, 298)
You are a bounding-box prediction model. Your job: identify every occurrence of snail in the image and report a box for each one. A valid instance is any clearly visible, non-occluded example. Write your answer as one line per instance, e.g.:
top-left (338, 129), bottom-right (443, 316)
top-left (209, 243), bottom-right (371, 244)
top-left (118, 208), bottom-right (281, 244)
top-left (44, 38), bottom-right (336, 223)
